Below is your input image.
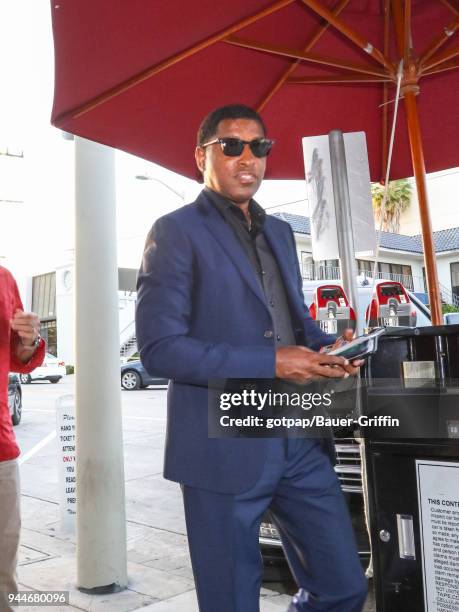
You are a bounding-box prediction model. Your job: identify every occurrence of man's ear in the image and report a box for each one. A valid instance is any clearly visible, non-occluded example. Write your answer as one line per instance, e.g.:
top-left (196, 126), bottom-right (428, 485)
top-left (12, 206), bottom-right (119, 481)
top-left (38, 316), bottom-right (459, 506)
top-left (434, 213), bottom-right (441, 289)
top-left (195, 146), bottom-right (206, 174)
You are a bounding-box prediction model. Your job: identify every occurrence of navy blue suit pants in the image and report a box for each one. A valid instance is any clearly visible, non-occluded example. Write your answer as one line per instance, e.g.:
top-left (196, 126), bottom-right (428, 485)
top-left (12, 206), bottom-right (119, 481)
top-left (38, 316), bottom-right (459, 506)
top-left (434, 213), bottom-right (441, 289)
top-left (182, 438), bottom-right (367, 612)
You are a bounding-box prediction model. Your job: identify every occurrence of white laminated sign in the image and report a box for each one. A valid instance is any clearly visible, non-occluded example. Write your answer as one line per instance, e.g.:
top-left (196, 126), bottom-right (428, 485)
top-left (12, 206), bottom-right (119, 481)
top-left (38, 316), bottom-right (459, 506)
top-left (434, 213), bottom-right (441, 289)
top-left (56, 395), bottom-right (76, 533)
top-left (416, 460), bottom-right (459, 612)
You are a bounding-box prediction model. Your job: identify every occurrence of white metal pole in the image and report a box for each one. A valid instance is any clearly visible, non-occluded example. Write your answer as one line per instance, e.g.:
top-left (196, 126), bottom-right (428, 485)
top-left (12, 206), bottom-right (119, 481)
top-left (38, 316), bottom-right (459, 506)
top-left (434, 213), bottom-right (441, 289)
top-left (328, 130), bottom-right (362, 335)
top-left (74, 137), bottom-right (127, 592)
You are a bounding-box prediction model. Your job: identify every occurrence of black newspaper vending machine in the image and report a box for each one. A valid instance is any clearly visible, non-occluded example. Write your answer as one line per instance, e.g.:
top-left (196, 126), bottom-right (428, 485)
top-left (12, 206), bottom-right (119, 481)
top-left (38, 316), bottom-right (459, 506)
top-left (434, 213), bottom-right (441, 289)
top-left (362, 325), bottom-right (459, 612)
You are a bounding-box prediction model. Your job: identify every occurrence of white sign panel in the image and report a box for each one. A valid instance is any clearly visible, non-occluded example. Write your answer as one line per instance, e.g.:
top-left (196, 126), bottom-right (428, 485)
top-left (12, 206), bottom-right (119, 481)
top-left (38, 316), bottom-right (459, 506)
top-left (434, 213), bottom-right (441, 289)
top-left (343, 132), bottom-right (376, 257)
top-left (56, 395), bottom-right (76, 533)
top-left (302, 135), bottom-right (338, 261)
top-left (416, 460), bottom-right (459, 612)
top-left (302, 132), bottom-right (376, 261)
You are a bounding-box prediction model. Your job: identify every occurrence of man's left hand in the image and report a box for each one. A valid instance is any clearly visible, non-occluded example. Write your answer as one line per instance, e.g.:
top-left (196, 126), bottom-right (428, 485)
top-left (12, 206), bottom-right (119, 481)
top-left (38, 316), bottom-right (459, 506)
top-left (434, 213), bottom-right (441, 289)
top-left (11, 309), bottom-right (40, 347)
top-left (327, 327), bottom-right (364, 376)
top-left (332, 327), bottom-right (354, 346)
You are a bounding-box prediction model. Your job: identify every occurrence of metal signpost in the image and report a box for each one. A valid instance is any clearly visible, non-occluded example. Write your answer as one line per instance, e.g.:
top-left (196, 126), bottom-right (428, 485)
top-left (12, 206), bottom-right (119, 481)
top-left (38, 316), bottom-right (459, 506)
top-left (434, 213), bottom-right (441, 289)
top-left (303, 130), bottom-right (376, 335)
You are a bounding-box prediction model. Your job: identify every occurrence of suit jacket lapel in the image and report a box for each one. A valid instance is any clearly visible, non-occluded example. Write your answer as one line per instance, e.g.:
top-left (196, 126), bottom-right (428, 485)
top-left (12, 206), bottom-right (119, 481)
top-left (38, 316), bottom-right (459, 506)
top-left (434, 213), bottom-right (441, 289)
top-left (263, 218), bottom-right (304, 322)
top-left (197, 193), bottom-right (269, 310)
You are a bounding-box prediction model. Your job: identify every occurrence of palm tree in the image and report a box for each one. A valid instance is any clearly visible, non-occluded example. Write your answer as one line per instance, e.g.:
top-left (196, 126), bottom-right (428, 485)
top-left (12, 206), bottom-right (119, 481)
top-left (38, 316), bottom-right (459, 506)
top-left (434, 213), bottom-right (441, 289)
top-left (371, 179), bottom-right (412, 233)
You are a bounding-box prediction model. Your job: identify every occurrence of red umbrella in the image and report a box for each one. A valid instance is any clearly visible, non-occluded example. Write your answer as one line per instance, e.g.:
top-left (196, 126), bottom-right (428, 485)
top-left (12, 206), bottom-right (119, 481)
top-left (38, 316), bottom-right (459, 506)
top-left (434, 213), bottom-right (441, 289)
top-left (50, 0), bottom-right (459, 324)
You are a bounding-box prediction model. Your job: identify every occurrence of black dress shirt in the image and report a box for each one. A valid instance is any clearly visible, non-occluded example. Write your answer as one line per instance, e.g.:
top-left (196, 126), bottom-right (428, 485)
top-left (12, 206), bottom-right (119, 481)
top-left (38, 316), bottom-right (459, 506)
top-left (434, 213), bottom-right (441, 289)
top-left (205, 188), bottom-right (296, 347)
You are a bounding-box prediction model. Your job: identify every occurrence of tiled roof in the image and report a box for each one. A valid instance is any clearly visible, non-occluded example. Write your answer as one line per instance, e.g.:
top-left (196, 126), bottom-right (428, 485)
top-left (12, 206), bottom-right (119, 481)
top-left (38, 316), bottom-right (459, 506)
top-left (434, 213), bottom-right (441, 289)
top-left (272, 212), bottom-right (459, 254)
top-left (273, 212), bottom-right (311, 234)
top-left (422, 227), bottom-right (459, 253)
top-left (376, 230), bottom-right (420, 253)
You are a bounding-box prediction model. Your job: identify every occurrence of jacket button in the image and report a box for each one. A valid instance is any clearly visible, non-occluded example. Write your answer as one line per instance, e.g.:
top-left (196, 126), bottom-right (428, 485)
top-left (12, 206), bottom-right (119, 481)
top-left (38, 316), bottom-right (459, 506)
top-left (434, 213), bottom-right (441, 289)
top-left (264, 330), bottom-right (274, 338)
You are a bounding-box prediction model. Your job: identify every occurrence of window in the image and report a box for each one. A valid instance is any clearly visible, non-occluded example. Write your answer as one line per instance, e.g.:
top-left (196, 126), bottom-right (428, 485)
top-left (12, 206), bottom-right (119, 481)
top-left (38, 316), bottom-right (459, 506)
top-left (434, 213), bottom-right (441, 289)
top-left (118, 268), bottom-right (138, 293)
top-left (32, 273), bottom-right (57, 355)
top-left (40, 320), bottom-right (57, 357)
top-left (356, 259), bottom-right (373, 276)
top-left (451, 263), bottom-right (459, 299)
top-left (300, 252), bottom-right (314, 280)
top-left (377, 262), bottom-right (413, 290)
top-left (317, 259), bottom-right (340, 280)
top-left (32, 273), bottom-right (56, 320)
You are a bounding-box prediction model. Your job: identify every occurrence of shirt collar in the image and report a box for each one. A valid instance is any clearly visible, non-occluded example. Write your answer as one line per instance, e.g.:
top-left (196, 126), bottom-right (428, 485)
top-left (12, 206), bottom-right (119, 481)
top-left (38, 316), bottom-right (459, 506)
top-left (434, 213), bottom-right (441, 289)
top-left (204, 187), bottom-right (266, 231)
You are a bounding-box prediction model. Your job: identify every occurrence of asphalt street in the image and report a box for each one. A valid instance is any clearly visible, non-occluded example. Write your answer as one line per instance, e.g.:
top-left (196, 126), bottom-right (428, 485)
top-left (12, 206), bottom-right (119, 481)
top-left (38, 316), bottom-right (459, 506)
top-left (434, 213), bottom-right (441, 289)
top-left (16, 376), bottom-right (172, 521)
top-left (13, 375), bottom-right (375, 611)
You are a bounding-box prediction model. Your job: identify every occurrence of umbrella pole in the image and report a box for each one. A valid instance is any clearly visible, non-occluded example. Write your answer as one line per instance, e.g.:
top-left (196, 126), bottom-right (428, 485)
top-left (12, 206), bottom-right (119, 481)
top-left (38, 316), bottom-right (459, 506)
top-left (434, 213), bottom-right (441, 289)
top-left (403, 89), bottom-right (443, 325)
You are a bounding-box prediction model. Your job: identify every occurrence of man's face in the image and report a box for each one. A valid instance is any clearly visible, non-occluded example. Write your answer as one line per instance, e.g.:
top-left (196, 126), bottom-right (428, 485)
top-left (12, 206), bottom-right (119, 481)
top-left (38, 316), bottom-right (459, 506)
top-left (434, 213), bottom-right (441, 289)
top-left (195, 118), bottom-right (267, 206)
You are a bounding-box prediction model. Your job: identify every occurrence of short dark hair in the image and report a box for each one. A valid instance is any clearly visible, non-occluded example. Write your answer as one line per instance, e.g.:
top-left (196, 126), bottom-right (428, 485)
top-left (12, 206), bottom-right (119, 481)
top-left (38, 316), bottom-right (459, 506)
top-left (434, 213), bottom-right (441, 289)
top-left (197, 104), bottom-right (266, 146)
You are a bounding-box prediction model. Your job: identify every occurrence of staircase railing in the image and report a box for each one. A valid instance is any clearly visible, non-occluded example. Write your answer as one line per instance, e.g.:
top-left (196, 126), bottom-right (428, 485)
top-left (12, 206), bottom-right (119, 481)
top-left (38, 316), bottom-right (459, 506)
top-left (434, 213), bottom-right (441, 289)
top-left (301, 264), bottom-right (421, 292)
top-left (438, 282), bottom-right (459, 308)
top-left (120, 320), bottom-right (137, 360)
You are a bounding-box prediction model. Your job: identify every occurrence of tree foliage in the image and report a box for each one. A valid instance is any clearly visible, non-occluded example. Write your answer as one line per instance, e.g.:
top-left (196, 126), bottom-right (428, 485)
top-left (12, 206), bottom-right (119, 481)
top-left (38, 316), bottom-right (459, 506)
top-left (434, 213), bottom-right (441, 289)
top-left (371, 179), bottom-right (413, 233)
top-left (442, 303), bottom-right (459, 314)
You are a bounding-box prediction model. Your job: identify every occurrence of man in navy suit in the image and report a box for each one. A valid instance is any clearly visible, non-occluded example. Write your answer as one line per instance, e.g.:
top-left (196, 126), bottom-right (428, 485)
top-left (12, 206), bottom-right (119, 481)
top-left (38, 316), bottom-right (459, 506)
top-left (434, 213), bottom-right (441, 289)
top-left (136, 105), bottom-right (367, 612)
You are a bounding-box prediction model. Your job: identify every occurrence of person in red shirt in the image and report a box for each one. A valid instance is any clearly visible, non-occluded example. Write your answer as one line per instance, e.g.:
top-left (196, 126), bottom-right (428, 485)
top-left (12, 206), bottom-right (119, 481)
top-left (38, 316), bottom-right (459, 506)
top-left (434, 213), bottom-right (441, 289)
top-left (0, 266), bottom-right (45, 612)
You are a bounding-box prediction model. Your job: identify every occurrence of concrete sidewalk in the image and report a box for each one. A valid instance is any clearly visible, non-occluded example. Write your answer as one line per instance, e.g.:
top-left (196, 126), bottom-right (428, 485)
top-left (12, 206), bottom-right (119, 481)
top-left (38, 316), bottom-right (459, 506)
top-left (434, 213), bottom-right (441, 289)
top-left (17, 493), bottom-right (291, 611)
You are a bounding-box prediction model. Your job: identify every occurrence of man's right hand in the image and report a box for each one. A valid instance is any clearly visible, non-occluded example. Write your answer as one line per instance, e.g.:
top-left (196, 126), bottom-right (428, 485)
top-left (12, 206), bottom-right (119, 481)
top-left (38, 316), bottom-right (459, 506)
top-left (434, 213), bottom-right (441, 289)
top-left (275, 346), bottom-right (360, 382)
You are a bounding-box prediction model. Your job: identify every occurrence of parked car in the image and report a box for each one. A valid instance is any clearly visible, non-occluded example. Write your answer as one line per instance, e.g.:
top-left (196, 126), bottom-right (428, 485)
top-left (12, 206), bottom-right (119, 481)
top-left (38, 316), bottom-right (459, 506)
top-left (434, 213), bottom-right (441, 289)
top-left (8, 373), bottom-right (22, 426)
top-left (444, 311), bottom-right (459, 325)
top-left (20, 352), bottom-right (66, 384)
top-left (120, 360), bottom-right (168, 390)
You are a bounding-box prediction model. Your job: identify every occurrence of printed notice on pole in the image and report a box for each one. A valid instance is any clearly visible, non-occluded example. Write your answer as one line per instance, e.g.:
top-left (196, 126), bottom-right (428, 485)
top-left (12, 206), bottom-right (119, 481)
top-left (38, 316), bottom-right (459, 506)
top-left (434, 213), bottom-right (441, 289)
top-left (416, 460), bottom-right (459, 612)
top-left (56, 395), bottom-right (76, 533)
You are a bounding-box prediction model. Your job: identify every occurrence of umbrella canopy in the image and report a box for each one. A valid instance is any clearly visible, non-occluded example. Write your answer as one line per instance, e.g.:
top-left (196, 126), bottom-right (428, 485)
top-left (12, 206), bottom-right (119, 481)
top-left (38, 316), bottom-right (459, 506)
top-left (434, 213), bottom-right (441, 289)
top-left (50, 0), bottom-right (459, 323)
top-left (50, 0), bottom-right (459, 181)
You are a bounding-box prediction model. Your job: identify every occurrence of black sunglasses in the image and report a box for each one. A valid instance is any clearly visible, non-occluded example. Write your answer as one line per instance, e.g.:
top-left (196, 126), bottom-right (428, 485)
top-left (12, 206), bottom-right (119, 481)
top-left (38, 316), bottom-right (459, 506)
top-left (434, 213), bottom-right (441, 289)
top-left (201, 137), bottom-right (274, 158)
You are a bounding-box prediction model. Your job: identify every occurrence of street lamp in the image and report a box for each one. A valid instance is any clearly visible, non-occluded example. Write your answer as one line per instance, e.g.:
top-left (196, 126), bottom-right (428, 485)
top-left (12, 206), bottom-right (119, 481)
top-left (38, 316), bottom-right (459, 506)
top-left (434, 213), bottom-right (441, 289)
top-left (135, 174), bottom-right (186, 202)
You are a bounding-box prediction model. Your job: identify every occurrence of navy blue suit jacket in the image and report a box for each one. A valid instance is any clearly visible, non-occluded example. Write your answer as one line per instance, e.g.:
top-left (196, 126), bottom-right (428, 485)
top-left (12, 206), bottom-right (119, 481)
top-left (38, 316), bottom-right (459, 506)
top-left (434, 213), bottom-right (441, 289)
top-left (136, 191), bottom-right (334, 494)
